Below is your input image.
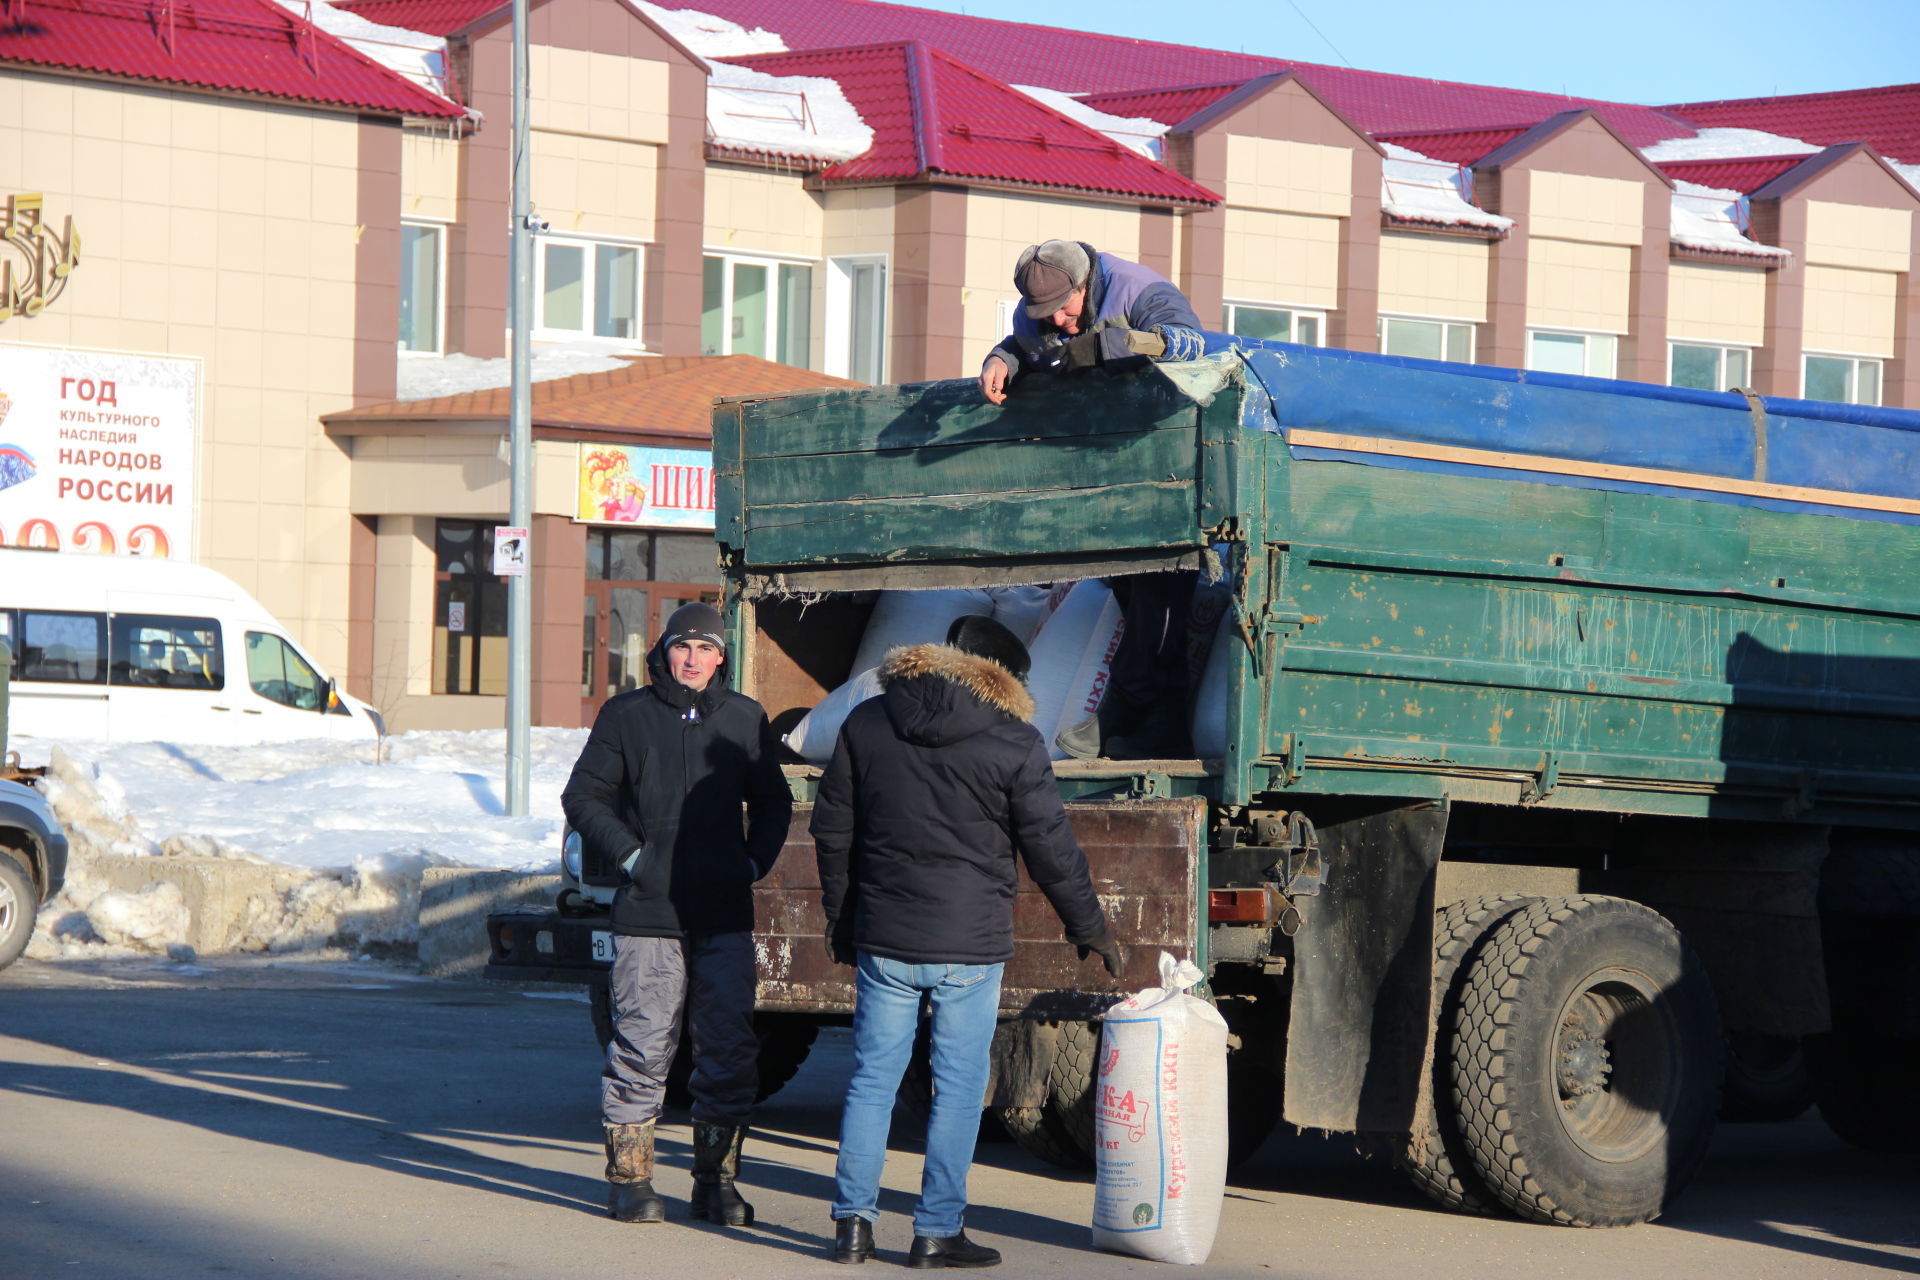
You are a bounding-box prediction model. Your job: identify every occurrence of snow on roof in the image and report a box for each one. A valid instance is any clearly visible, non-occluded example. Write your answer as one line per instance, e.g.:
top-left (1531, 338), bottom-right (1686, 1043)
top-left (269, 0), bottom-right (465, 111)
top-left (1379, 143), bottom-right (1512, 232)
top-left (1015, 84), bottom-right (1168, 161)
top-left (631, 2), bottom-right (873, 164)
top-left (1640, 127), bottom-right (1821, 164)
top-left (1670, 180), bottom-right (1790, 260)
top-left (396, 341), bottom-right (639, 401)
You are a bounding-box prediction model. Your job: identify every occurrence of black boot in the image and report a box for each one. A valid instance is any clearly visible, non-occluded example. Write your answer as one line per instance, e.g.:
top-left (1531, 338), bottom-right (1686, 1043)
top-left (832, 1216), bottom-right (875, 1264)
top-left (603, 1121), bottom-right (666, 1224)
top-left (908, 1231), bottom-right (1001, 1269)
top-left (689, 1122), bottom-right (754, 1226)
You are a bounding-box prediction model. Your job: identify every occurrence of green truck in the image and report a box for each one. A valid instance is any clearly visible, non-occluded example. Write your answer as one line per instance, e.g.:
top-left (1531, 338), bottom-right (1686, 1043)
top-left (486, 342), bottom-right (1920, 1227)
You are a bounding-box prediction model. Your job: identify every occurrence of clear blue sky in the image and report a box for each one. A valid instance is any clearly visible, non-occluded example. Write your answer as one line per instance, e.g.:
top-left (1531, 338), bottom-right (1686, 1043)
top-left (901, 0), bottom-right (1920, 106)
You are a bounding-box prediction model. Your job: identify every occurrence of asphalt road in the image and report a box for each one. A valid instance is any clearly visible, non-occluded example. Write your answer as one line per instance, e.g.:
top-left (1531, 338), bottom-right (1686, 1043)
top-left (1, 954), bottom-right (1916, 1280)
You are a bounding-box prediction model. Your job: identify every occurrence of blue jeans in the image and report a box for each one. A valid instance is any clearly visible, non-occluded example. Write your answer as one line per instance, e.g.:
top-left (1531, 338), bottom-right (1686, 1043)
top-left (833, 952), bottom-right (1004, 1238)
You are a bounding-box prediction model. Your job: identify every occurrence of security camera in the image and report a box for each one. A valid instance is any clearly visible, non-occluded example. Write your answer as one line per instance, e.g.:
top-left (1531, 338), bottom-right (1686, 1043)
top-left (525, 214), bottom-right (550, 234)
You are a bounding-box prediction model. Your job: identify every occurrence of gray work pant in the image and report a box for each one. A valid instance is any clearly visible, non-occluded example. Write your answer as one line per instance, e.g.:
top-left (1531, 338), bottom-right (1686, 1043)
top-left (602, 931), bottom-right (758, 1128)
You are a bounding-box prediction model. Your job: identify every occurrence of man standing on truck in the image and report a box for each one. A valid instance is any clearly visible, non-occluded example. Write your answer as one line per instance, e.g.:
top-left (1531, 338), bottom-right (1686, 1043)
top-left (979, 240), bottom-right (1208, 758)
top-left (813, 615), bottom-right (1124, 1268)
top-left (562, 602), bottom-right (793, 1227)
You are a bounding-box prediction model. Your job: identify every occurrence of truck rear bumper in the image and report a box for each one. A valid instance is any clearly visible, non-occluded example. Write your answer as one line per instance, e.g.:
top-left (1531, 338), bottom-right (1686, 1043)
top-left (482, 905), bottom-right (611, 985)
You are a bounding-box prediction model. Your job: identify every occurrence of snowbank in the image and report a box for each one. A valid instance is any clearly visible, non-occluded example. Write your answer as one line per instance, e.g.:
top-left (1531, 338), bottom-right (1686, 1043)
top-left (18, 729), bottom-right (584, 961)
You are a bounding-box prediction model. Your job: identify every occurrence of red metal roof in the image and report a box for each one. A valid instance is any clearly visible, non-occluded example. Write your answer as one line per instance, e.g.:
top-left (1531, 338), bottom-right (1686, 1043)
top-left (335, 0), bottom-right (502, 36)
top-left (674, 0), bottom-right (1697, 147)
top-left (1665, 84), bottom-right (1920, 165)
top-left (1078, 82), bottom-right (1241, 127)
top-left (1656, 155), bottom-right (1814, 194)
top-left (1375, 125), bottom-right (1528, 165)
top-left (724, 43), bottom-right (1220, 205)
top-left (0, 0), bottom-right (464, 117)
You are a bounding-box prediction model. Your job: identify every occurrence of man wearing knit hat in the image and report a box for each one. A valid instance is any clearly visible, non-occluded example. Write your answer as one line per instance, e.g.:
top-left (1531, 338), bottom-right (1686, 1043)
top-left (563, 600), bottom-right (794, 1227)
top-left (978, 239), bottom-right (1204, 406)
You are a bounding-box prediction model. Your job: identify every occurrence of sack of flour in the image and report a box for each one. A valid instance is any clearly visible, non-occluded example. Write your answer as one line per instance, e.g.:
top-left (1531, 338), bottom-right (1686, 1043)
top-left (850, 588), bottom-right (992, 675)
top-left (1092, 952), bottom-right (1229, 1265)
top-left (1026, 580), bottom-right (1125, 759)
top-left (782, 665), bottom-right (883, 763)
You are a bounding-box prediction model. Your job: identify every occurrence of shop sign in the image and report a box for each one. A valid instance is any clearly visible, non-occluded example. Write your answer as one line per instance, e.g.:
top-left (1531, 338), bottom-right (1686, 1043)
top-left (576, 444), bottom-right (714, 530)
top-left (2, 194), bottom-right (82, 323)
top-left (0, 341), bottom-right (201, 557)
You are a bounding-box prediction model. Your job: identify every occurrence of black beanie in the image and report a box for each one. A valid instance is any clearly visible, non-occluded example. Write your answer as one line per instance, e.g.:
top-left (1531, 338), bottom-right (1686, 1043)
top-left (663, 601), bottom-right (726, 652)
top-left (947, 614), bottom-right (1030, 683)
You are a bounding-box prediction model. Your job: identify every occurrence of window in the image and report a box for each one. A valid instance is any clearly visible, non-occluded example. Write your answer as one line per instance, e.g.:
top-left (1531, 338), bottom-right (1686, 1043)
top-left (1380, 315), bottom-right (1475, 363)
top-left (1224, 303), bottom-right (1325, 346)
top-left (827, 255), bottom-right (887, 383)
top-left (1528, 330), bottom-right (1617, 379)
top-left (110, 614), bottom-right (223, 690)
top-left (399, 222), bottom-right (445, 353)
top-left (537, 237), bottom-right (643, 342)
top-left (702, 255), bottom-right (814, 366)
top-left (1670, 342), bottom-right (1752, 393)
top-left (1804, 354), bottom-right (1883, 406)
top-left (16, 610), bottom-right (105, 683)
top-left (246, 631), bottom-right (325, 710)
top-left (433, 519), bottom-right (508, 695)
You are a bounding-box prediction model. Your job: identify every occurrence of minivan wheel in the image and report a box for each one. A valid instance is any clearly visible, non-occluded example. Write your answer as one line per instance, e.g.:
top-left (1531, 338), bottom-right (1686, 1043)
top-left (0, 852), bottom-right (37, 971)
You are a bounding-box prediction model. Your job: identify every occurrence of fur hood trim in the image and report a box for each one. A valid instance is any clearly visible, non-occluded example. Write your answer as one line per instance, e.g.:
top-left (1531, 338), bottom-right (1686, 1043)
top-left (879, 644), bottom-right (1036, 723)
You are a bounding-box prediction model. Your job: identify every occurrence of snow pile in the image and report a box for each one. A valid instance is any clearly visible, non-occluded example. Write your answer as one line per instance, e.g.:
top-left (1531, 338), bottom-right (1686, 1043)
top-left (271, 0), bottom-right (461, 110)
top-left (636, 2), bottom-right (873, 165)
top-left (1640, 127), bottom-right (1822, 163)
top-left (18, 730), bottom-right (586, 959)
top-left (1016, 85), bottom-right (1168, 161)
top-left (1380, 143), bottom-right (1514, 232)
top-left (396, 342), bottom-right (641, 401)
top-left (1671, 180), bottom-right (1790, 259)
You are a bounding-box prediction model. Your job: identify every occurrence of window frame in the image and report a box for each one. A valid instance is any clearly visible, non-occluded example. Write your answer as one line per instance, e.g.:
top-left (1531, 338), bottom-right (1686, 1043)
top-left (1802, 351), bottom-right (1884, 407)
top-left (14, 609), bottom-right (107, 684)
top-left (109, 613), bottom-right (225, 691)
top-left (1223, 301), bottom-right (1327, 347)
top-left (701, 251), bottom-right (817, 366)
top-left (826, 253), bottom-right (888, 383)
top-left (1668, 340), bottom-right (1755, 393)
top-left (1526, 328), bottom-right (1620, 380)
top-left (1378, 313), bottom-right (1477, 364)
top-left (533, 234), bottom-right (648, 347)
top-left (398, 218), bottom-right (450, 356)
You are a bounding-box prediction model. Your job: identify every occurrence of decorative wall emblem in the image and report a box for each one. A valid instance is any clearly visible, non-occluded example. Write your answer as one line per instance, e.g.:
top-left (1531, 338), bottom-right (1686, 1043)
top-left (1, 194), bottom-right (82, 324)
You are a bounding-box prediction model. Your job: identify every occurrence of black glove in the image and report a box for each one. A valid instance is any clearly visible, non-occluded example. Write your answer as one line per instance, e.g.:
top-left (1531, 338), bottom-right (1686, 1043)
top-left (1060, 329), bottom-right (1102, 371)
top-left (1071, 924), bottom-right (1125, 979)
top-left (824, 919), bottom-right (856, 967)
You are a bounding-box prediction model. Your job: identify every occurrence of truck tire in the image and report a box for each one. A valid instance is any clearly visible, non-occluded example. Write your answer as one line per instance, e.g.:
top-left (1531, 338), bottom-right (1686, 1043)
top-left (1451, 895), bottom-right (1722, 1227)
top-left (1047, 1020), bottom-right (1101, 1156)
top-left (1812, 841), bottom-right (1920, 1152)
top-left (588, 986), bottom-right (818, 1107)
top-left (1806, 1032), bottom-right (1920, 1152)
top-left (1719, 1032), bottom-right (1812, 1123)
top-left (1398, 892), bottom-right (1537, 1215)
top-left (0, 852), bottom-right (34, 972)
top-left (998, 1101), bottom-right (1091, 1169)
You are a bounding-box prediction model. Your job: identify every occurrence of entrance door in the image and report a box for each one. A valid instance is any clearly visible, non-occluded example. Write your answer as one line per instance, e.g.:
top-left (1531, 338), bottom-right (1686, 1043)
top-left (580, 583), bottom-right (723, 724)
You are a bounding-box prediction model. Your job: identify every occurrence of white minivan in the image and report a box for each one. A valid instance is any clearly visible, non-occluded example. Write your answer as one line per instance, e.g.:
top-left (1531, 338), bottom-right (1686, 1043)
top-left (0, 548), bottom-right (383, 745)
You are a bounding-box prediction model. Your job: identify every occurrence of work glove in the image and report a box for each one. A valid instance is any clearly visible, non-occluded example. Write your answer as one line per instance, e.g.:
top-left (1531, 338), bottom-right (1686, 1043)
top-left (823, 919), bottom-right (856, 967)
top-left (1071, 924), bottom-right (1125, 979)
top-left (1060, 330), bottom-right (1102, 371)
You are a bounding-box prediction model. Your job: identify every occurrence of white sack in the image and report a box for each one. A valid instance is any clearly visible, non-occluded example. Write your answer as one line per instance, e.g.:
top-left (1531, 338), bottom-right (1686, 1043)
top-left (1189, 608), bottom-right (1236, 761)
top-left (1092, 952), bottom-right (1229, 1265)
top-left (986, 584), bottom-right (1058, 645)
top-left (850, 588), bottom-right (992, 675)
top-left (782, 665), bottom-right (883, 764)
top-left (1026, 580), bottom-right (1125, 759)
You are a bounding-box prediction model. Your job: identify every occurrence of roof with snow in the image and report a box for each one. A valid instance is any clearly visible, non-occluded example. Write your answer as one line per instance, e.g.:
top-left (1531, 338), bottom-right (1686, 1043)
top-left (324, 354), bottom-right (862, 440)
top-left (1375, 125), bottom-right (1528, 166)
top-left (1077, 82), bottom-right (1242, 129)
top-left (1656, 155), bottom-right (1813, 194)
top-left (1666, 83), bottom-right (1920, 166)
top-left (0, 0), bottom-right (465, 117)
top-left (334, 0), bottom-right (500, 35)
top-left (722, 43), bottom-right (1219, 205)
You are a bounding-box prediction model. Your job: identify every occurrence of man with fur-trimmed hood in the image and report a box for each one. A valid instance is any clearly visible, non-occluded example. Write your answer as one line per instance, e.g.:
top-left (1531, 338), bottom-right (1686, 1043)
top-left (812, 614), bottom-right (1122, 1268)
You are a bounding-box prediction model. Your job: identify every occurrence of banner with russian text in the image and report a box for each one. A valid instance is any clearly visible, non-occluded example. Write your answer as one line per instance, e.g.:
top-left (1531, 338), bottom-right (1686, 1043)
top-left (0, 341), bottom-right (200, 557)
top-left (576, 444), bottom-right (714, 530)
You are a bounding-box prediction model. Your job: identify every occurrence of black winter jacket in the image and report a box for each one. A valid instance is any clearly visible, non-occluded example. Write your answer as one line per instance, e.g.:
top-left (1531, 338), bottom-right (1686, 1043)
top-left (562, 636), bottom-right (792, 937)
top-left (811, 644), bottom-right (1107, 965)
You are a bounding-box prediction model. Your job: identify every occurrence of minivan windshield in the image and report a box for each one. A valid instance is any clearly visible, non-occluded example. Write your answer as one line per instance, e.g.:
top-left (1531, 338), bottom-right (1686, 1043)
top-left (245, 631), bottom-right (324, 710)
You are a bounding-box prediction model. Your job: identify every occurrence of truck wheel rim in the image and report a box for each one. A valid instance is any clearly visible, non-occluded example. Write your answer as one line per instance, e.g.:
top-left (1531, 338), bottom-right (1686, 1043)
top-left (1552, 966), bottom-right (1676, 1164)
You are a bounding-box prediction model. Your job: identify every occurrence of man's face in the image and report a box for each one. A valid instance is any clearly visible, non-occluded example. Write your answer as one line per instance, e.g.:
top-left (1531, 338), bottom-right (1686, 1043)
top-left (668, 639), bottom-right (723, 691)
top-left (1049, 288), bottom-right (1088, 334)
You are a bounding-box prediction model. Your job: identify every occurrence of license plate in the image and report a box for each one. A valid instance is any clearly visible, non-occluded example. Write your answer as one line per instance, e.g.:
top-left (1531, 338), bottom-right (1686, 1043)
top-left (591, 930), bottom-right (615, 963)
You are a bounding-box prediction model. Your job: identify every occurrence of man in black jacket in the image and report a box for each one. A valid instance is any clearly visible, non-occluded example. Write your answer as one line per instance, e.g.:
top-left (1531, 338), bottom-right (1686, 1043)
top-left (812, 615), bottom-right (1123, 1268)
top-left (563, 602), bottom-right (792, 1227)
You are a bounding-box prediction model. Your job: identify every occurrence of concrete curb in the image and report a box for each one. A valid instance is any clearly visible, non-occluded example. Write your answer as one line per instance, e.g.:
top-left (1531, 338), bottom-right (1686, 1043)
top-left (419, 868), bottom-right (561, 977)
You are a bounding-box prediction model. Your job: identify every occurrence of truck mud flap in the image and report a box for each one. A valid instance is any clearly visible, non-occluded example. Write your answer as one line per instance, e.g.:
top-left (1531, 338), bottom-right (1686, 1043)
top-left (753, 798), bottom-right (1205, 1019)
top-left (1283, 798), bottom-right (1446, 1134)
